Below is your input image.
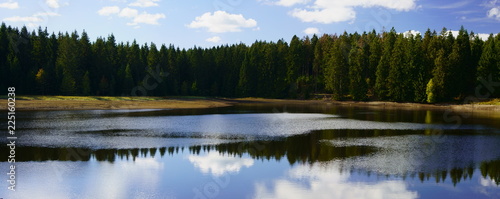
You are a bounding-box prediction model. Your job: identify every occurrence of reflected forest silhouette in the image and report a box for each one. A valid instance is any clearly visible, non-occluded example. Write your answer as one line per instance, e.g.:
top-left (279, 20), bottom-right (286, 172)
top-left (3, 129), bottom-right (499, 186)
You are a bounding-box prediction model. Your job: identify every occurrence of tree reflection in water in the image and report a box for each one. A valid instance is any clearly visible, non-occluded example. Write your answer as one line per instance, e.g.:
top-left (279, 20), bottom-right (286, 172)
top-left (1, 129), bottom-right (499, 186)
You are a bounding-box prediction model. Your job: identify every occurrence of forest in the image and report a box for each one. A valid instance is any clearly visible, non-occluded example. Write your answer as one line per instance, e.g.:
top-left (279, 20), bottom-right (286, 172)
top-left (0, 22), bottom-right (499, 103)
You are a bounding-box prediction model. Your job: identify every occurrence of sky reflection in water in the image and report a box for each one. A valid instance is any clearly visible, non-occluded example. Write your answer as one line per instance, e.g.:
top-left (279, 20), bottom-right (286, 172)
top-left (1, 105), bottom-right (499, 198)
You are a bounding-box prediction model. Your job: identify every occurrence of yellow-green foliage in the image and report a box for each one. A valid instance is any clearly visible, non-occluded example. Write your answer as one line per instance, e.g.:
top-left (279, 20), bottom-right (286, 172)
top-left (474, 98), bottom-right (500, 105)
top-left (426, 79), bottom-right (436, 103)
top-left (16, 96), bottom-right (166, 101)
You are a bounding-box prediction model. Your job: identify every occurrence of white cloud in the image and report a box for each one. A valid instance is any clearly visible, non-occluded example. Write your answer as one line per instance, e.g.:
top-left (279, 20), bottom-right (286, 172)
top-left (276, 0), bottom-right (310, 7)
top-left (188, 152), bottom-right (254, 176)
top-left (26, 23), bottom-right (38, 28)
top-left (475, 33), bottom-right (491, 41)
top-left (33, 12), bottom-right (61, 17)
top-left (118, 7), bottom-right (139, 18)
top-left (285, 0), bottom-right (418, 24)
top-left (291, 6), bottom-right (356, 23)
top-left (126, 12), bottom-right (165, 26)
top-left (3, 10), bottom-right (61, 27)
top-left (46, 0), bottom-right (60, 8)
top-left (402, 30), bottom-right (421, 37)
top-left (188, 11), bottom-right (258, 33)
top-left (303, 27), bottom-right (320, 35)
top-left (206, 36), bottom-right (222, 43)
top-left (0, 1), bottom-right (19, 9)
top-left (255, 163), bottom-right (418, 199)
top-left (487, 7), bottom-right (500, 20)
top-left (98, 6), bottom-right (165, 26)
top-left (429, 1), bottom-right (470, 9)
top-left (3, 16), bottom-right (43, 23)
top-left (434, 29), bottom-right (491, 41)
top-left (98, 6), bottom-right (120, 16)
top-left (129, 0), bottom-right (160, 7)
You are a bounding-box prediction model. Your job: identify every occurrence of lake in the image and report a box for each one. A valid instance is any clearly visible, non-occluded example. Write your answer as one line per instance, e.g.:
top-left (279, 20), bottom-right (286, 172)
top-left (1, 103), bottom-right (500, 199)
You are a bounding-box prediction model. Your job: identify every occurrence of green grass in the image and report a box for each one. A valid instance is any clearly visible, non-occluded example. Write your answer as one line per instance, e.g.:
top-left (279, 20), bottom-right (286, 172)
top-left (13, 95), bottom-right (168, 101)
top-left (4, 95), bottom-right (214, 101)
top-left (474, 98), bottom-right (500, 105)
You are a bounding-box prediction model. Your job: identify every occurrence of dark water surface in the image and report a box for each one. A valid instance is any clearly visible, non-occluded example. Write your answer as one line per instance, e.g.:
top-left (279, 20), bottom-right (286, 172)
top-left (1, 103), bottom-right (500, 199)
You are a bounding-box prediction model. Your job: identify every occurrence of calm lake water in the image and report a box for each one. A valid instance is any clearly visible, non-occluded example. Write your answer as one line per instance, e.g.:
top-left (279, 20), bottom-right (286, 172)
top-left (1, 103), bottom-right (500, 199)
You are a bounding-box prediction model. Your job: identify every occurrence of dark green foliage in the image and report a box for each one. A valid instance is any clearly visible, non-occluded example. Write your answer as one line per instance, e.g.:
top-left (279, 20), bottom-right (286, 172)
top-left (325, 33), bottom-right (350, 100)
top-left (0, 22), bottom-right (497, 102)
top-left (348, 39), bottom-right (368, 101)
top-left (375, 28), bottom-right (397, 99)
top-left (477, 34), bottom-right (499, 97)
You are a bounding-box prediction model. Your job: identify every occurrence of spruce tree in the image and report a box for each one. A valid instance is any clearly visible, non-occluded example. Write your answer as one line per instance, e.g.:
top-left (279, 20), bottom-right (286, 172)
top-left (375, 28), bottom-right (397, 99)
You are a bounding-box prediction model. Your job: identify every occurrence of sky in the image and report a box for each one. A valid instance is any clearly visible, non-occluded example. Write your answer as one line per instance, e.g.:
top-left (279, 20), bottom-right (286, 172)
top-left (0, 0), bottom-right (500, 48)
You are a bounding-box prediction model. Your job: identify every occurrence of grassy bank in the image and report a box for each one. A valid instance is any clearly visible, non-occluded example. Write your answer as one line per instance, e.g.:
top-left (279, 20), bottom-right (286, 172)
top-left (0, 95), bottom-right (233, 110)
top-left (1, 95), bottom-right (499, 111)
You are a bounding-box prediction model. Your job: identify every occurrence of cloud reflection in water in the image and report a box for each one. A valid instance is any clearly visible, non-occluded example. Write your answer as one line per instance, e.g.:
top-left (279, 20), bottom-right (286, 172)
top-left (254, 163), bottom-right (418, 199)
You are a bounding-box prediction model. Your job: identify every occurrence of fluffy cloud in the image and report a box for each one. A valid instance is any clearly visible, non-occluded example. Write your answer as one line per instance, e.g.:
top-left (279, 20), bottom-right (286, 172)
top-left (291, 6), bottom-right (356, 23)
top-left (3, 11), bottom-right (61, 27)
top-left (276, 0), bottom-right (310, 7)
top-left (0, 1), bottom-right (19, 9)
top-left (428, 1), bottom-right (470, 9)
top-left (206, 36), bottom-right (222, 43)
top-left (402, 30), bottom-right (421, 37)
top-left (46, 0), bottom-right (60, 8)
top-left (129, 0), bottom-right (160, 7)
top-left (188, 152), bottom-right (254, 176)
top-left (118, 7), bottom-right (139, 18)
top-left (303, 27), bottom-right (320, 35)
top-left (34, 12), bottom-right (61, 17)
top-left (282, 0), bottom-right (418, 24)
top-left (487, 7), bottom-right (500, 20)
top-left (188, 11), bottom-right (258, 33)
top-left (3, 16), bottom-right (43, 23)
top-left (475, 33), bottom-right (492, 41)
top-left (440, 30), bottom-right (491, 41)
top-left (255, 163), bottom-right (418, 199)
top-left (98, 6), bottom-right (165, 26)
top-left (97, 6), bottom-right (120, 16)
top-left (126, 12), bottom-right (165, 26)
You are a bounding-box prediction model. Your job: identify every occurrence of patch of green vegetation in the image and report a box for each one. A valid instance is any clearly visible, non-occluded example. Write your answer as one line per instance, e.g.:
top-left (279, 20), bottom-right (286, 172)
top-left (474, 99), bottom-right (500, 105)
top-left (15, 95), bottom-right (168, 101)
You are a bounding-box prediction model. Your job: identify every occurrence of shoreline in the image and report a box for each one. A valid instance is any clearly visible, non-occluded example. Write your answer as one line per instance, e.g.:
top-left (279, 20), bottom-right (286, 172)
top-left (1, 96), bottom-right (500, 112)
top-left (2, 97), bottom-right (235, 111)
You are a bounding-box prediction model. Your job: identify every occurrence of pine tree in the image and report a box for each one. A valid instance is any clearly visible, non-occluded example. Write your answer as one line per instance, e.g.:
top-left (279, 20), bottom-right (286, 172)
top-left (99, 76), bottom-right (110, 96)
top-left (411, 33), bottom-right (428, 102)
top-left (368, 31), bottom-right (381, 96)
top-left (375, 28), bottom-right (397, 99)
top-left (0, 23), bottom-right (8, 89)
top-left (56, 33), bottom-right (80, 95)
top-left (348, 40), bottom-right (367, 101)
top-left (60, 72), bottom-right (77, 95)
top-left (325, 33), bottom-right (350, 100)
top-left (431, 49), bottom-right (449, 101)
top-left (82, 71), bottom-right (91, 95)
top-left (387, 34), bottom-right (408, 101)
top-left (313, 34), bottom-right (332, 93)
top-left (477, 34), bottom-right (498, 82)
top-left (238, 44), bottom-right (258, 97)
top-left (35, 68), bottom-right (49, 94)
top-left (448, 26), bottom-right (473, 98)
top-left (287, 35), bottom-right (303, 85)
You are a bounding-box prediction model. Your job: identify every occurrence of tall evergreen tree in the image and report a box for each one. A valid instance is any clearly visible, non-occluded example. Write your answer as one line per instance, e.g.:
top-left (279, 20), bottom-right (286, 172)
top-left (325, 33), bottom-right (350, 99)
top-left (375, 28), bottom-right (397, 99)
top-left (348, 38), bottom-right (368, 101)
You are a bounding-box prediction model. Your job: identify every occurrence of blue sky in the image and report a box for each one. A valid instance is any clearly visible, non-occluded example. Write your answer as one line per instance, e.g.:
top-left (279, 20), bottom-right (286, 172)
top-left (1, 0), bottom-right (500, 48)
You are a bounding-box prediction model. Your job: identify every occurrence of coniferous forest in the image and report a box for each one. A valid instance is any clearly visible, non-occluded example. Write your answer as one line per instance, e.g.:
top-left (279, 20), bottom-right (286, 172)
top-left (1, 23), bottom-right (499, 103)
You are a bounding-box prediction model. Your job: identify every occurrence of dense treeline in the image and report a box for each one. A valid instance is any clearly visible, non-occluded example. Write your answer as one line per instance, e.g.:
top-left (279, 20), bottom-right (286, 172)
top-left (1, 23), bottom-right (499, 102)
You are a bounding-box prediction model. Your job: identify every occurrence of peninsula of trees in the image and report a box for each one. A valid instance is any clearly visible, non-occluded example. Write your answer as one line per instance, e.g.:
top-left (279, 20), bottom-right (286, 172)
top-left (0, 23), bottom-right (499, 103)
